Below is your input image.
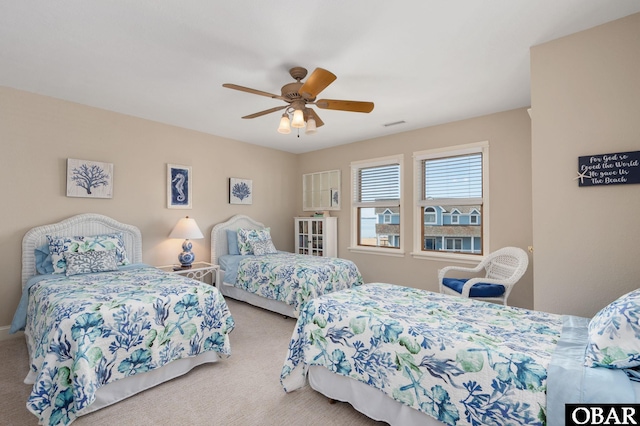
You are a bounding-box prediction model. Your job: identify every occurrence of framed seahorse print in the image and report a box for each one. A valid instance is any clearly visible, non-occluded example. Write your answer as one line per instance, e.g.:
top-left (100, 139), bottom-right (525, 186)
top-left (167, 164), bottom-right (192, 209)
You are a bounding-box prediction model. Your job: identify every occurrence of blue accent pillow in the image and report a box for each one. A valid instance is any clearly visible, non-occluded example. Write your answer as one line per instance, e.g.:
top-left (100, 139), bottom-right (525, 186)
top-left (584, 288), bottom-right (640, 369)
top-left (34, 243), bottom-right (54, 275)
top-left (226, 229), bottom-right (240, 255)
top-left (442, 278), bottom-right (505, 298)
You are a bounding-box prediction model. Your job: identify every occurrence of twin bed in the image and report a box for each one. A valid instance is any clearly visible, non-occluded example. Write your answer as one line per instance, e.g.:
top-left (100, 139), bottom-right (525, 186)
top-left (210, 214), bottom-right (363, 318)
top-left (280, 283), bottom-right (640, 426)
top-left (12, 213), bottom-right (640, 426)
top-left (11, 214), bottom-right (234, 426)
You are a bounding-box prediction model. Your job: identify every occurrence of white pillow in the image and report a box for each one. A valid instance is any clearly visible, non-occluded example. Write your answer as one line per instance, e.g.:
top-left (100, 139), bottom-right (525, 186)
top-left (251, 239), bottom-right (277, 256)
top-left (584, 288), bottom-right (640, 369)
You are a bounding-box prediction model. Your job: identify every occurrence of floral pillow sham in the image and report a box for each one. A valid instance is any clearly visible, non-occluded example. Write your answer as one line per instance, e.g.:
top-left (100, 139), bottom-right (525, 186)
top-left (584, 288), bottom-right (640, 369)
top-left (47, 233), bottom-right (129, 274)
top-left (237, 228), bottom-right (274, 255)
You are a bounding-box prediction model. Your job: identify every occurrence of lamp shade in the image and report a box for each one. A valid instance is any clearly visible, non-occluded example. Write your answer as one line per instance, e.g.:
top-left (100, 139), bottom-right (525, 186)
top-left (291, 108), bottom-right (305, 128)
top-left (169, 216), bottom-right (204, 240)
top-left (277, 114), bottom-right (291, 134)
top-left (305, 117), bottom-right (317, 135)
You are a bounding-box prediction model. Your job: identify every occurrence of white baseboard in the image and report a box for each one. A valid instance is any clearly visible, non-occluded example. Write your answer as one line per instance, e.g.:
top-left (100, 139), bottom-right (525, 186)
top-left (0, 325), bottom-right (23, 341)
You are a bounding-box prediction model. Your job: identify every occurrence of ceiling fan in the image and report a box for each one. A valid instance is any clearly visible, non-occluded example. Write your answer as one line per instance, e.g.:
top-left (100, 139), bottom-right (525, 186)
top-left (222, 67), bottom-right (374, 135)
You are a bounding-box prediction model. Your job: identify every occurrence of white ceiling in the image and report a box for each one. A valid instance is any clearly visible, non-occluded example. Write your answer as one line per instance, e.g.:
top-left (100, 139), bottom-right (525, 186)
top-left (1, 1), bottom-right (639, 154)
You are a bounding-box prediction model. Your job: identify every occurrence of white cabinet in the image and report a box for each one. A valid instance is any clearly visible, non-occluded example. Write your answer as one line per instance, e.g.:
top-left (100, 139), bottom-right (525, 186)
top-left (295, 217), bottom-right (337, 257)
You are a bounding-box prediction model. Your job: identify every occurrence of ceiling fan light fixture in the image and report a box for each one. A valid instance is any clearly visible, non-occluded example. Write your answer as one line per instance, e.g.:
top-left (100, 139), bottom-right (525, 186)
top-left (277, 114), bottom-right (291, 134)
top-left (291, 108), bottom-right (305, 128)
top-left (223, 66), bottom-right (374, 136)
top-left (305, 118), bottom-right (317, 135)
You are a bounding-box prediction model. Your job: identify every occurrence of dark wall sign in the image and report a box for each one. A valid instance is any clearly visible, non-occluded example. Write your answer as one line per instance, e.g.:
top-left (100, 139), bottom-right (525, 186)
top-left (577, 150), bottom-right (640, 187)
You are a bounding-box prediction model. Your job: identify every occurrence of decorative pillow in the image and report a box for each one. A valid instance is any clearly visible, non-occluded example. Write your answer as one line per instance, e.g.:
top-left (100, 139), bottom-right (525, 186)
top-left (34, 243), bottom-right (54, 275)
top-left (251, 239), bottom-right (278, 256)
top-left (64, 250), bottom-right (118, 276)
top-left (226, 229), bottom-right (240, 255)
top-left (584, 288), bottom-right (640, 369)
top-left (237, 228), bottom-right (272, 255)
top-left (47, 233), bottom-right (129, 274)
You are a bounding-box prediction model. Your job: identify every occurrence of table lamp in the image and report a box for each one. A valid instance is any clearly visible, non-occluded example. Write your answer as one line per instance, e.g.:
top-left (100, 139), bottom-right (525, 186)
top-left (169, 216), bottom-right (204, 268)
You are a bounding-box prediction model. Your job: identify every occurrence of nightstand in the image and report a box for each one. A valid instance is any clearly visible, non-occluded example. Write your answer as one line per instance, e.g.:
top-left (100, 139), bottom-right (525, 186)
top-left (157, 261), bottom-right (219, 285)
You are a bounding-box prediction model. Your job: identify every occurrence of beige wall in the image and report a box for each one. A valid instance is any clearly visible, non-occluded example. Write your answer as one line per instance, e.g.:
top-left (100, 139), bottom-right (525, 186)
top-left (531, 13), bottom-right (640, 317)
top-left (0, 87), bottom-right (297, 332)
top-left (297, 108), bottom-right (535, 309)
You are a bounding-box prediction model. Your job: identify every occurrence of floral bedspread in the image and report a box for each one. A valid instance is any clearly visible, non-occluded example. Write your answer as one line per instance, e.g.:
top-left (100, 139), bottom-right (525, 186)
top-left (281, 283), bottom-right (563, 425)
top-left (234, 253), bottom-right (363, 316)
top-left (25, 265), bottom-right (235, 426)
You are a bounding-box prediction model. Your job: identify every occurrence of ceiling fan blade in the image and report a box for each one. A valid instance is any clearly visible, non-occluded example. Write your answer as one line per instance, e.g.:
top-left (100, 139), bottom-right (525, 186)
top-left (299, 68), bottom-right (336, 99)
top-left (222, 83), bottom-right (286, 101)
top-left (315, 99), bottom-right (374, 113)
top-left (305, 108), bottom-right (324, 127)
top-left (241, 105), bottom-right (287, 119)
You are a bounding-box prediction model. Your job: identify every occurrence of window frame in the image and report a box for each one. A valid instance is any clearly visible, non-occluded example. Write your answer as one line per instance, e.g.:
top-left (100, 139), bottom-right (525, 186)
top-left (349, 154), bottom-right (404, 257)
top-left (411, 141), bottom-right (489, 263)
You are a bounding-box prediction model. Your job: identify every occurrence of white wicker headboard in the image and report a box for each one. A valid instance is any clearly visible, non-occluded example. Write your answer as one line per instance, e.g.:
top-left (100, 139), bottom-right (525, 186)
top-left (210, 215), bottom-right (265, 265)
top-left (22, 213), bottom-right (143, 290)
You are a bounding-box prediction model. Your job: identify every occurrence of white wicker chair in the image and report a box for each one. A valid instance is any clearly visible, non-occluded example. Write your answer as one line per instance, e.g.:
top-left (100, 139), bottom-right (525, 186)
top-left (438, 247), bottom-right (529, 305)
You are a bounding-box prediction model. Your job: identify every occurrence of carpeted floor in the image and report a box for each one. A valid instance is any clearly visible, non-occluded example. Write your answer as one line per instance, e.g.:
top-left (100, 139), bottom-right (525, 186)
top-left (0, 298), bottom-right (386, 426)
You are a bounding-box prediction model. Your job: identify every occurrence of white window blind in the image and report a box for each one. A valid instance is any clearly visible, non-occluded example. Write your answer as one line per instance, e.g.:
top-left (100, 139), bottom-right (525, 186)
top-left (420, 153), bottom-right (482, 206)
top-left (353, 164), bottom-right (400, 207)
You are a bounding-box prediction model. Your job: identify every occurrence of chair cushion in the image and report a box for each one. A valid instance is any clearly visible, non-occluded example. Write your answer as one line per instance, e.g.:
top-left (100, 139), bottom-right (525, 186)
top-left (442, 278), bottom-right (505, 297)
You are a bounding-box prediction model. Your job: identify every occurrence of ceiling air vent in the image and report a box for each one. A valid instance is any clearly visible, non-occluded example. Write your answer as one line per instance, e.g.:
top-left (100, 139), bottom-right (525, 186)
top-left (383, 120), bottom-right (406, 127)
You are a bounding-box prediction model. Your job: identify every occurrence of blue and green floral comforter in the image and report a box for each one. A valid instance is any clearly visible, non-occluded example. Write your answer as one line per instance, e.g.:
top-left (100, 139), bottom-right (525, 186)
top-left (23, 265), bottom-right (235, 426)
top-left (234, 253), bottom-right (363, 316)
top-left (281, 283), bottom-right (563, 425)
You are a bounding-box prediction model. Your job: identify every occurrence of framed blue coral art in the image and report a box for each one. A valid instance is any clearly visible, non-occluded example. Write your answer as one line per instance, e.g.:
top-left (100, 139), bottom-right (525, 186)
top-left (66, 158), bottom-right (114, 198)
top-left (229, 178), bottom-right (252, 205)
top-left (167, 164), bottom-right (192, 209)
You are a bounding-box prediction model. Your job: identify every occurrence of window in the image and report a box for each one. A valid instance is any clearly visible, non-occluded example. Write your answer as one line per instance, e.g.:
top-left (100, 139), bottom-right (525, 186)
top-left (424, 207), bottom-right (437, 224)
top-left (424, 237), bottom-right (436, 250)
top-left (445, 238), bottom-right (462, 251)
top-left (450, 212), bottom-right (460, 224)
top-left (350, 155), bottom-right (403, 255)
top-left (413, 142), bottom-right (489, 259)
top-left (470, 209), bottom-right (480, 225)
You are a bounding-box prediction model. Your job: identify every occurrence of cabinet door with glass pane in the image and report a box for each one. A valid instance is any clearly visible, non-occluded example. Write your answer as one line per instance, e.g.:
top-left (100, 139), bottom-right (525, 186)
top-left (294, 217), bottom-right (337, 257)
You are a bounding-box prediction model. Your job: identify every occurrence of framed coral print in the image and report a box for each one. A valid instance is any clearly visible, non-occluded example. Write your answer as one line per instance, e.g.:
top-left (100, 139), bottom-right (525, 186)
top-left (331, 188), bottom-right (340, 208)
top-left (167, 164), bottom-right (192, 209)
top-left (66, 158), bottom-right (114, 198)
top-left (229, 178), bottom-right (252, 205)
